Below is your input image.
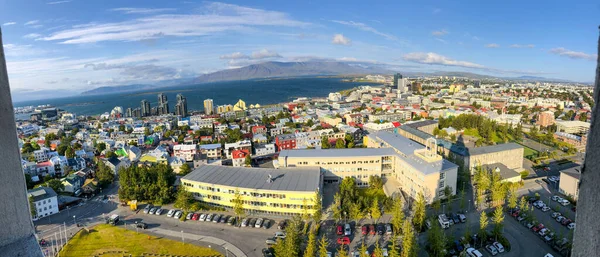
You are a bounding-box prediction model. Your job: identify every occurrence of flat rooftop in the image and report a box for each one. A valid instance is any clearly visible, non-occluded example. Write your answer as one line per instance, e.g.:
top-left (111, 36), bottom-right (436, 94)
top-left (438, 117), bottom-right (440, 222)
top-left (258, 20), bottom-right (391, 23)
top-left (182, 165), bottom-right (321, 192)
top-left (560, 166), bottom-right (581, 180)
top-left (468, 142), bottom-right (523, 156)
top-left (279, 147), bottom-right (396, 158)
top-left (482, 163), bottom-right (521, 180)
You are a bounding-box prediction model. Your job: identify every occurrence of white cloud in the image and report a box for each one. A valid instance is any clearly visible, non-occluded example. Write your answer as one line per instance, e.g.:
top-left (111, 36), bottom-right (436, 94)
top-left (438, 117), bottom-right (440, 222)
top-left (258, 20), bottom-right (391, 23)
top-left (337, 57), bottom-right (357, 62)
top-left (510, 44), bottom-right (535, 48)
top-left (549, 47), bottom-right (597, 61)
top-left (332, 34), bottom-right (351, 45)
top-left (110, 7), bottom-right (177, 14)
top-left (403, 52), bottom-right (485, 69)
top-left (47, 0), bottom-right (72, 5)
top-left (220, 52), bottom-right (249, 60)
top-left (2, 22), bottom-right (16, 26)
top-left (251, 49), bottom-right (281, 59)
top-left (434, 38), bottom-right (447, 44)
top-left (41, 2), bottom-right (310, 44)
top-left (485, 43), bottom-right (500, 48)
top-left (23, 33), bottom-right (42, 39)
top-left (2, 44), bottom-right (47, 57)
top-left (24, 20), bottom-right (43, 28)
top-left (331, 20), bottom-right (398, 41)
top-left (431, 29), bottom-right (448, 36)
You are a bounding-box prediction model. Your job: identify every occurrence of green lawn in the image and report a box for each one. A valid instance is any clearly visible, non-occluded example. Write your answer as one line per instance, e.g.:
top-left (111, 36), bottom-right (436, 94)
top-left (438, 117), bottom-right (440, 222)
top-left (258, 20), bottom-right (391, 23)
top-left (523, 146), bottom-right (539, 158)
top-left (60, 224), bottom-right (221, 257)
top-left (463, 128), bottom-right (481, 138)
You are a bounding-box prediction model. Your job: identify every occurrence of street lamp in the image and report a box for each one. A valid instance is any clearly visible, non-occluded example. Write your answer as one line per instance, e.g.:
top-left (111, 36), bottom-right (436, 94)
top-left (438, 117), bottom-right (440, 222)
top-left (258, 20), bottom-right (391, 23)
top-left (181, 230), bottom-right (184, 243)
top-left (225, 247), bottom-right (229, 257)
top-left (468, 200), bottom-right (471, 213)
top-left (73, 215), bottom-right (76, 226)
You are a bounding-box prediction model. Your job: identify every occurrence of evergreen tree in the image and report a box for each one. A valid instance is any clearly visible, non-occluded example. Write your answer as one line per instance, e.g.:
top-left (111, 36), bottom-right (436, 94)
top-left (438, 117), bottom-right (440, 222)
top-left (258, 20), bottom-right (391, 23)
top-left (312, 191), bottom-right (322, 225)
top-left (333, 193), bottom-right (342, 222)
top-left (335, 138), bottom-right (346, 149)
top-left (389, 235), bottom-right (400, 257)
top-left (321, 136), bottom-right (330, 149)
top-left (391, 196), bottom-right (404, 234)
top-left (492, 206), bottom-right (505, 238)
top-left (479, 212), bottom-right (489, 243)
top-left (412, 193), bottom-right (426, 231)
top-left (359, 243), bottom-right (369, 257)
top-left (233, 189), bottom-right (245, 222)
top-left (305, 228), bottom-right (317, 257)
top-left (178, 163), bottom-right (192, 175)
top-left (174, 186), bottom-right (193, 211)
top-left (427, 222), bottom-right (447, 257)
top-left (371, 199), bottom-right (381, 223)
top-left (401, 220), bottom-right (417, 257)
top-left (373, 241), bottom-right (384, 257)
top-left (318, 236), bottom-right (328, 257)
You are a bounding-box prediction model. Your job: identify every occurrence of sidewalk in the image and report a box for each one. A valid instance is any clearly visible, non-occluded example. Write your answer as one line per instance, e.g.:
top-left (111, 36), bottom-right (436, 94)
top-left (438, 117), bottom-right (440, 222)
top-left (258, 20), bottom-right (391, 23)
top-left (147, 227), bottom-right (247, 257)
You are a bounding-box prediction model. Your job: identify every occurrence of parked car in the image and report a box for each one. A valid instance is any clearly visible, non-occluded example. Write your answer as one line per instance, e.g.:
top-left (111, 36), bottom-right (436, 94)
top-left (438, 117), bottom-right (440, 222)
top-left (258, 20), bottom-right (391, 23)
top-left (227, 216), bottom-right (236, 226)
top-left (561, 219), bottom-right (573, 226)
top-left (249, 218), bottom-right (257, 227)
top-left (485, 245), bottom-right (498, 256)
top-left (556, 216), bottom-right (565, 223)
top-left (544, 233), bottom-right (555, 243)
top-left (256, 218), bottom-right (264, 228)
top-left (560, 199), bottom-right (570, 206)
top-left (166, 209), bottom-right (176, 218)
top-left (191, 213), bottom-right (200, 221)
top-left (262, 219), bottom-right (271, 229)
top-left (539, 228), bottom-right (549, 236)
top-left (385, 224), bottom-right (392, 235)
top-left (344, 223), bottom-right (352, 236)
top-left (551, 195), bottom-right (560, 201)
top-left (493, 242), bottom-right (505, 253)
top-left (274, 231), bottom-right (286, 239)
top-left (466, 247), bottom-right (483, 257)
top-left (533, 224), bottom-right (545, 232)
top-left (452, 214), bottom-right (460, 224)
top-left (568, 223), bottom-right (576, 230)
top-left (542, 206), bottom-right (551, 212)
top-left (336, 225), bottom-right (343, 235)
top-left (337, 237), bottom-right (350, 245)
top-left (199, 213), bottom-right (207, 221)
top-left (174, 210), bottom-right (183, 219)
top-left (149, 207), bottom-right (157, 215)
top-left (551, 212), bottom-right (561, 218)
top-left (135, 222), bottom-right (148, 229)
top-left (377, 224), bottom-right (385, 235)
top-left (362, 225), bottom-right (368, 235)
top-left (155, 208), bottom-right (164, 215)
top-left (454, 240), bottom-right (464, 252)
top-left (517, 215), bottom-right (526, 222)
top-left (511, 210), bottom-right (520, 218)
top-left (278, 220), bottom-right (288, 230)
top-left (265, 238), bottom-right (277, 245)
top-left (526, 222), bottom-right (535, 229)
top-left (186, 212), bottom-right (194, 220)
top-left (206, 213), bottom-right (213, 222)
top-left (143, 205), bottom-right (152, 214)
top-left (459, 214), bottom-right (467, 223)
top-left (369, 224), bottom-right (376, 235)
top-left (241, 218), bottom-right (249, 227)
top-left (262, 248), bottom-right (274, 257)
top-left (212, 214), bottom-right (221, 223)
top-left (220, 215), bottom-right (229, 223)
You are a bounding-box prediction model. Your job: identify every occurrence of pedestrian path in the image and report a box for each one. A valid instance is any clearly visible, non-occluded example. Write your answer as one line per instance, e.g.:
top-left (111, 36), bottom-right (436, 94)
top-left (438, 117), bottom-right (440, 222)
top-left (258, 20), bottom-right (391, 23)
top-left (147, 227), bottom-right (247, 257)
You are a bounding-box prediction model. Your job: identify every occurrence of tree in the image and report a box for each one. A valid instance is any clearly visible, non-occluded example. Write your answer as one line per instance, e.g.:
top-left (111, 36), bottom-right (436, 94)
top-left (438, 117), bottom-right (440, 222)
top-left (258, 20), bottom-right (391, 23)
top-left (359, 243), bottom-right (369, 257)
top-left (245, 154), bottom-right (252, 166)
top-left (302, 198), bottom-right (311, 223)
top-left (335, 138), bottom-right (346, 149)
top-left (274, 216), bottom-right (302, 257)
top-left (144, 127), bottom-right (151, 136)
top-left (333, 193), bottom-right (342, 222)
top-left (45, 133), bottom-right (57, 147)
top-left (65, 146), bottom-right (75, 158)
top-left (412, 192), bottom-right (426, 231)
top-left (29, 196), bottom-right (37, 217)
top-left (179, 163), bottom-right (192, 175)
top-left (427, 222), bottom-right (447, 257)
top-left (305, 228), bottom-right (317, 257)
top-left (97, 142), bottom-right (107, 153)
top-left (401, 220), bottom-right (417, 257)
top-left (233, 189), bottom-right (245, 222)
top-left (318, 236), bottom-right (328, 257)
top-left (96, 161), bottom-right (115, 188)
top-left (25, 174), bottom-right (34, 189)
top-left (431, 199), bottom-right (441, 215)
top-left (105, 151), bottom-right (116, 158)
top-left (373, 241), bottom-right (384, 257)
top-left (119, 124), bottom-right (126, 132)
top-left (507, 187), bottom-right (518, 210)
top-left (492, 206), bottom-right (505, 238)
top-left (45, 179), bottom-right (65, 193)
top-left (519, 196), bottom-right (527, 212)
top-left (337, 246), bottom-right (348, 257)
top-left (174, 187), bottom-right (194, 211)
top-left (444, 186), bottom-right (452, 199)
top-left (21, 142), bottom-right (36, 154)
top-left (391, 196), bottom-right (404, 235)
top-left (479, 211), bottom-right (489, 242)
top-left (312, 191), bottom-right (322, 224)
top-left (349, 202), bottom-right (363, 221)
top-left (389, 236), bottom-right (400, 257)
top-left (321, 136), bottom-right (330, 149)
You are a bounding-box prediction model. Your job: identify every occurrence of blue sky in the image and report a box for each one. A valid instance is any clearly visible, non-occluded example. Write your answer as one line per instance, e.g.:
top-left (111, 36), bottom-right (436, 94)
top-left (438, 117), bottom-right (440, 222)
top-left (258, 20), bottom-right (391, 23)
top-left (1, 0), bottom-right (599, 101)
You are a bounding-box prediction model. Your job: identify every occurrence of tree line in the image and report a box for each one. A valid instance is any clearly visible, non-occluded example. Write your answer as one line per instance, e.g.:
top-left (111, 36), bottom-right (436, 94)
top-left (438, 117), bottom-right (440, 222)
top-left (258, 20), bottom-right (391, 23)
top-left (118, 164), bottom-right (176, 205)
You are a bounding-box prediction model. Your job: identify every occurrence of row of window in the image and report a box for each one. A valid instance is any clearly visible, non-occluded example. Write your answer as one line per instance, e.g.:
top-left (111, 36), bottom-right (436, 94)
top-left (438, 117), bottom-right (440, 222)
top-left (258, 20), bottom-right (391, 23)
top-left (37, 199), bottom-right (52, 206)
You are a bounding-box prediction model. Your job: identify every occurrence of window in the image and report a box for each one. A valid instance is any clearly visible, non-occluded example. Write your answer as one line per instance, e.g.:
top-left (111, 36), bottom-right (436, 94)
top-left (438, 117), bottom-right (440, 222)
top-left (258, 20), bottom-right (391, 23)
top-left (438, 180), bottom-right (445, 188)
top-left (440, 172), bottom-right (445, 180)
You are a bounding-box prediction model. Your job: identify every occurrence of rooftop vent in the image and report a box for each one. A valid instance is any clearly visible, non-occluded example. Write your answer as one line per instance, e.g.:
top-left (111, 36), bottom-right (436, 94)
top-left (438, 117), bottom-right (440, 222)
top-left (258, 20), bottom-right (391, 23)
top-left (267, 174), bottom-right (273, 183)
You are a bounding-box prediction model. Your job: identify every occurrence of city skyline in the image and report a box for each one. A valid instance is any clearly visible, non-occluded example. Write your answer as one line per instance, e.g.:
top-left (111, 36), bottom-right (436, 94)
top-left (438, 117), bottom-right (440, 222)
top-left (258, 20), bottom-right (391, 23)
top-left (1, 0), bottom-right (598, 101)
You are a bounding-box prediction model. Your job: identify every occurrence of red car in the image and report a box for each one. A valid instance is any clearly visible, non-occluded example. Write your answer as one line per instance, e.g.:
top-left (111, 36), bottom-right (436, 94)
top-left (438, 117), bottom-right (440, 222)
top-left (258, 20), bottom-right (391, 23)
top-left (562, 219), bottom-right (573, 226)
top-left (369, 225), bottom-right (376, 235)
top-left (532, 224), bottom-right (545, 232)
top-left (362, 225), bottom-right (368, 235)
top-left (191, 213), bottom-right (200, 221)
top-left (336, 225), bottom-right (343, 235)
top-left (337, 237), bottom-right (350, 245)
top-left (511, 210), bottom-right (520, 218)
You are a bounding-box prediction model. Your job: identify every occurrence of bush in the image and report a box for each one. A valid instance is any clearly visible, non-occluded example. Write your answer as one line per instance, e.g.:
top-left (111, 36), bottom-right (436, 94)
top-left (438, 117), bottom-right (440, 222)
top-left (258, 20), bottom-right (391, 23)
top-left (497, 235), bottom-right (512, 251)
top-left (520, 171), bottom-right (530, 179)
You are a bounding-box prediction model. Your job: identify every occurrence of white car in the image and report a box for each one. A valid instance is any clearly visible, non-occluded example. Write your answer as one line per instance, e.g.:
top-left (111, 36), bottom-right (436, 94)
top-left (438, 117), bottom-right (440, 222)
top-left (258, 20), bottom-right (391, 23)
top-left (551, 195), bottom-right (560, 201)
top-left (174, 210), bottom-right (183, 219)
top-left (155, 208), bottom-right (164, 215)
top-left (551, 212), bottom-right (561, 218)
top-left (344, 223), bottom-right (352, 236)
top-left (382, 248), bottom-right (389, 257)
top-left (539, 228), bottom-right (549, 236)
top-left (556, 216), bottom-right (565, 223)
top-left (560, 199), bottom-right (570, 206)
top-left (199, 213), bottom-right (207, 221)
top-left (186, 212), bottom-right (193, 220)
top-left (206, 213), bottom-right (213, 222)
top-left (545, 254), bottom-right (554, 257)
top-left (274, 231), bottom-right (286, 239)
top-left (568, 223), bottom-right (576, 230)
top-left (166, 209), bottom-right (176, 218)
top-left (466, 247), bottom-right (483, 257)
top-left (255, 218), bottom-right (264, 228)
top-left (493, 242), bottom-right (505, 253)
top-left (542, 206), bottom-right (551, 212)
top-left (485, 245), bottom-right (498, 256)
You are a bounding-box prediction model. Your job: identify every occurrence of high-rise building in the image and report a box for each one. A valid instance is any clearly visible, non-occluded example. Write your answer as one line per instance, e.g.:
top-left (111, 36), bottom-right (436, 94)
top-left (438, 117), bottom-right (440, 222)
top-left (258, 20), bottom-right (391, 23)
top-left (157, 93), bottom-right (169, 115)
top-left (125, 108), bottom-right (132, 118)
top-left (133, 108), bottom-right (141, 118)
top-left (140, 100), bottom-right (150, 117)
top-left (175, 93), bottom-right (188, 117)
top-left (394, 73), bottom-right (407, 99)
top-left (474, 80), bottom-right (481, 88)
top-left (204, 99), bottom-right (214, 115)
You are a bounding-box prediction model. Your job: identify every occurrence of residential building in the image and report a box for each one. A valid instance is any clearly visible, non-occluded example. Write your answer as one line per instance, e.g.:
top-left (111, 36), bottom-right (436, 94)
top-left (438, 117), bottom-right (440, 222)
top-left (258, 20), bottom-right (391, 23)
top-left (275, 134), bottom-right (297, 151)
top-left (27, 187), bottom-right (59, 221)
top-left (269, 127), bottom-right (285, 137)
top-left (251, 125), bottom-right (267, 135)
top-left (61, 173), bottom-right (85, 194)
top-left (141, 99), bottom-right (151, 117)
top-left (169, 156), bottom-right (187, 173)
top-left (233, 99), bottom-right (247, 111)
top-left (554, 132), bottom-right (587, 152)
top-left (559, 167), bottom-right (580, 200)
top-left (33, 149), bottom-right (49, 162)
top-left (173, 144), bottom-right (198, 161)
top-left (556, 120), bottom-right (590, 135)
top-left (224, 139), bottom-right (252, 159)
top-left (199, 143), bottom-right (222, 160)
top-left (158, 93), bottom-right (169, 115)
top-left (36, 161), bottom-right (55, 176)
top-left (204, 99), bottom-right (214, 115)
top-left (254, 143), bottom-right (276, 156)
top-left (537, 111), bottom-right (556, 127)
top-left (232, 149), bottom-right (250, 167)
top-left (103, 156), bottom-right (131, 174)
top-left (181, 165), bottom-right (322, 215)
top-left (481, 163), bottom-right (522, 183)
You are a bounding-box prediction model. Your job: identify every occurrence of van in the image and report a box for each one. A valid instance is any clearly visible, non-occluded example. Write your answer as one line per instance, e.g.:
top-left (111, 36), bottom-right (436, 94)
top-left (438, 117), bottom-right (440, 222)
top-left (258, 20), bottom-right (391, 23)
top-left (466, 247), bottom-right (483, 257)
top-left (458, 214), bottom-right (467, 223)
top-left (438, 214), bottom-right (450, 229)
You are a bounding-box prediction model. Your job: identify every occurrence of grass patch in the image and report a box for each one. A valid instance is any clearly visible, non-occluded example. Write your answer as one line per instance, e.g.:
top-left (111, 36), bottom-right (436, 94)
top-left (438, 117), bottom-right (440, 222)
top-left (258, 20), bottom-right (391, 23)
top-left (60, 224), bottom-right (221, 257)
top-left (463, 128), bottom-right (481, 138)
top-left (520, 170), bottom-right (530, 179)
top-left (522, 146), bottom-right (539, 158)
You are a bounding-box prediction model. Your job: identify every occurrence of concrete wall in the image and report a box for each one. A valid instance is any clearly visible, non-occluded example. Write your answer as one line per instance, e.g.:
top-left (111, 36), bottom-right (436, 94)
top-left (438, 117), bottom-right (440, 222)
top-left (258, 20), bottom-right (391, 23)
top-left (0, 28), bottom-right (43, 256)
top-left (558, 173), bottom-right (579, 201)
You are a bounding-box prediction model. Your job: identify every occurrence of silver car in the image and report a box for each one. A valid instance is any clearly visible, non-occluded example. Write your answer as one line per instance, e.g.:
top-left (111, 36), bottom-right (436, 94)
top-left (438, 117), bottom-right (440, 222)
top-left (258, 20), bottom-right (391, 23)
top-left (155, 208), bottom-right (164, 215)
top-left (174, 210), bottom-right (183, 219)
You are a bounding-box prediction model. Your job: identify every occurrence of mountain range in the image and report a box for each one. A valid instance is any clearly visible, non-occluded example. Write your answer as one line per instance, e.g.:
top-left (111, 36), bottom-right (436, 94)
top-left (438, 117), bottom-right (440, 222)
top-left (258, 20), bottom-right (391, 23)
top-left (80, 61), bottom-right (585, 95)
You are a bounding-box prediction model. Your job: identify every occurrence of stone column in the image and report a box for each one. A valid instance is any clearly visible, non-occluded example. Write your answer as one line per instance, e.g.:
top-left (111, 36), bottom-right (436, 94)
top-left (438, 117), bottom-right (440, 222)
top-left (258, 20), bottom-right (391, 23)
top-left (572, 27), bottom-right (600, 256)
top-left (0, 28), bottom-right (43, 256)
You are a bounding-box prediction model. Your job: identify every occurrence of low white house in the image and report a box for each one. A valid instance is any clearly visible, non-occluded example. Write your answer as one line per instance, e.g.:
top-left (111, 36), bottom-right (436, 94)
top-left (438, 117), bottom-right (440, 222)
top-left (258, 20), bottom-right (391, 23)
top-left (27, 187), bottom-right (59, 221)
top-left (254, 143), bottom-right (276, 156)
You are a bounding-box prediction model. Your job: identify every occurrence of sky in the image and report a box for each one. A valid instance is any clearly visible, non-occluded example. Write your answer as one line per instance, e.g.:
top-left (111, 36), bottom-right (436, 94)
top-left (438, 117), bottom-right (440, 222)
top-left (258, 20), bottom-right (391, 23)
top-left (1, 0), bottom-right (599, 101)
